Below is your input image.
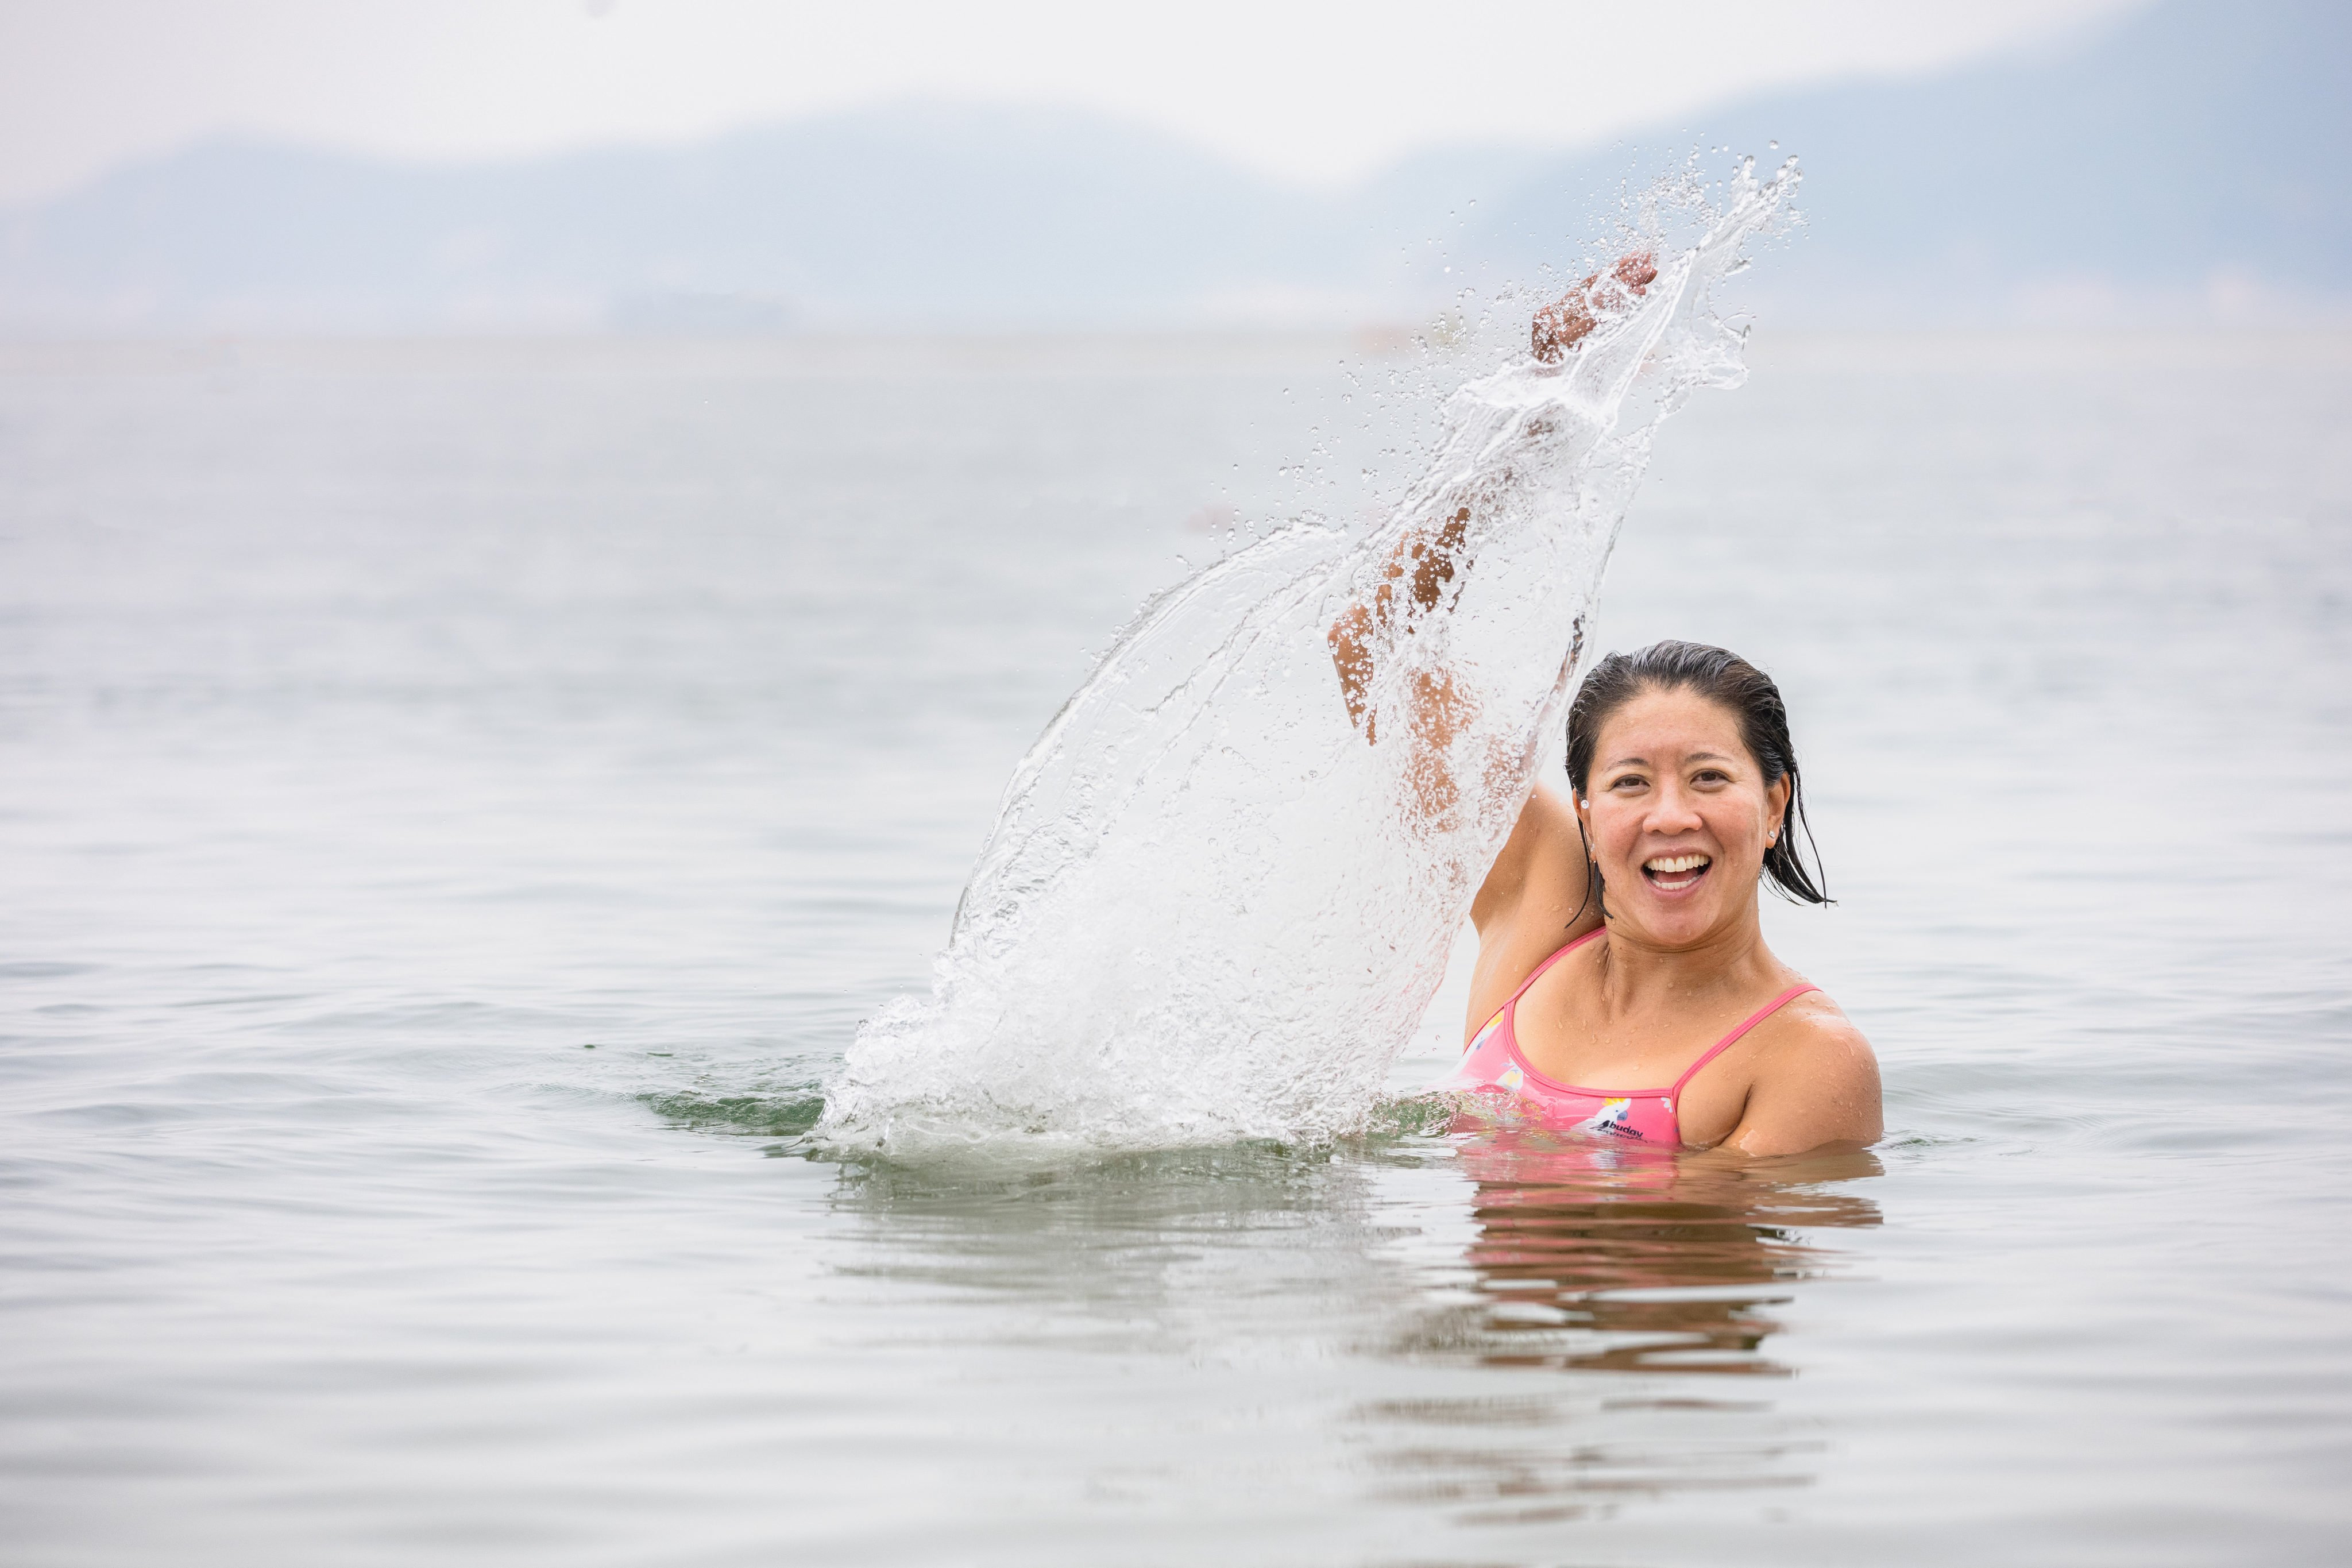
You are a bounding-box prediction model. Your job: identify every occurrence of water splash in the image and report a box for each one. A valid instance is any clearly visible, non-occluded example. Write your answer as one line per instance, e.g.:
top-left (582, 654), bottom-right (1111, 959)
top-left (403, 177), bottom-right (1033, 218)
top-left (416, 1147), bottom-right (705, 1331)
top-left (818, 162), bottom-right (1797, 1157)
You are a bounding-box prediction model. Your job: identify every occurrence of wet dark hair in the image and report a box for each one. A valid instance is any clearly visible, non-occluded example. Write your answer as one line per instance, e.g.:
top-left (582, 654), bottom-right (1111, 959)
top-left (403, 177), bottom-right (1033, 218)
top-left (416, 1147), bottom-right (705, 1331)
top-left (1565, 639), bottom-right (1830, 910)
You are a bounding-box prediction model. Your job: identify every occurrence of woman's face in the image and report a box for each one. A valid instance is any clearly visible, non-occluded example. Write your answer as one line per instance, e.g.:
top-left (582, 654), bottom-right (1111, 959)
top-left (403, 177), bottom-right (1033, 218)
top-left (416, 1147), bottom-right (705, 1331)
top-left (1577, 685), bottom-right (1790, 948)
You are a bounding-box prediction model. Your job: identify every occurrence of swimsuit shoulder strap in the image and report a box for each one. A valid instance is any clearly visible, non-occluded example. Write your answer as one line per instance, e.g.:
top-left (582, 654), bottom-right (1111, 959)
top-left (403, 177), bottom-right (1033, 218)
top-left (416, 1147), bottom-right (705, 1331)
top-left (1669, 982), bottom-right (1822, 1101)
top-left (1502, 925), bottom-right (1607, 1014)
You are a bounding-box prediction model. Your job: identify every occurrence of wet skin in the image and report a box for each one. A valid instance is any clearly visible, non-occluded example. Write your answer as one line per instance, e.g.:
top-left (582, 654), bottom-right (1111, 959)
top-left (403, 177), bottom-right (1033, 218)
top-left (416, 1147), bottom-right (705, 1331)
top-left (1466, 688), bottom-right (1883, 1155)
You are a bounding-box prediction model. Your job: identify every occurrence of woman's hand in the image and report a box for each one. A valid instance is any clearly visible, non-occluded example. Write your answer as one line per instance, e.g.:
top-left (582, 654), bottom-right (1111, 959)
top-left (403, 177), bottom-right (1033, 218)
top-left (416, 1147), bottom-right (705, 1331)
top-left (1327, 504), bottom-right (1470, 736)
top-left (1326, 504), bottom-right (1482, 821)
top-left (1531, 250), bottom-right (1658, 362)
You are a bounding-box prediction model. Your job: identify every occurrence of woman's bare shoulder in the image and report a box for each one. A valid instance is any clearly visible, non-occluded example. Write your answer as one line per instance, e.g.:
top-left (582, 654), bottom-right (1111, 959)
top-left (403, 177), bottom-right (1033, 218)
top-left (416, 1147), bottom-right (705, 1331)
top-left (1775, 988), bottom-right (1874, 1054)
top-left (1726, 988), bottom-right (1883, 1154)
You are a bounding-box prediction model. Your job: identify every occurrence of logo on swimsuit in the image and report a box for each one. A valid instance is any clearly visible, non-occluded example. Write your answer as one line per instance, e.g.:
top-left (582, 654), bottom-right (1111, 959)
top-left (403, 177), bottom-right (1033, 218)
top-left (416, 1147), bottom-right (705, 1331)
top-left (1575, 1098), bottom-right (1644, 1140)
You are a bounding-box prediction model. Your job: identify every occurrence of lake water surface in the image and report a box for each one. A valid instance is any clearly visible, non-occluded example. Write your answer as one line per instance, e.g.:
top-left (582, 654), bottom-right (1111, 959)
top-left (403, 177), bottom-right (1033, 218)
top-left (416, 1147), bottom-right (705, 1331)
top-left (3, 331), bottom-right (2349, 1565)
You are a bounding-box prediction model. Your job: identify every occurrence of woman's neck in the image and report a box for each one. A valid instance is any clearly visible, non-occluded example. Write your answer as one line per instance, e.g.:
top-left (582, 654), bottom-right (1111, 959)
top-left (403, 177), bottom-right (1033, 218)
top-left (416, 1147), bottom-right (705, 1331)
top-left (1593, 906), bottom-right (1778, 1012)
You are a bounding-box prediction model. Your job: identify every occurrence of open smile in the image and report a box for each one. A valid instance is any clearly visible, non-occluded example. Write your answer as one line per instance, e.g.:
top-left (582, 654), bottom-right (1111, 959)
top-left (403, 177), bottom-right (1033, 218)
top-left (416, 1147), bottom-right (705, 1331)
top-left (1641, 852), bottom-right (1712, 894)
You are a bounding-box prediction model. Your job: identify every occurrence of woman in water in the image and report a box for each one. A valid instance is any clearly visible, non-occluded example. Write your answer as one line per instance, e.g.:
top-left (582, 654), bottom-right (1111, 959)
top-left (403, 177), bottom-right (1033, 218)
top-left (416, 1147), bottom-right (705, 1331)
top-left (1452, 640), bottom-right (1882, 1156)
top-left (1334, 257), bottom-right (1883, 1157)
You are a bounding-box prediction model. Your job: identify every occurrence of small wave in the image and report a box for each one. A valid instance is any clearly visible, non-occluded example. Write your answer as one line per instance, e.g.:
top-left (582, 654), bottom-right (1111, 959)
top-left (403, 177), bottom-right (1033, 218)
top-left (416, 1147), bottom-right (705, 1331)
top-left (642, 1087), bottom-right (828, 1140)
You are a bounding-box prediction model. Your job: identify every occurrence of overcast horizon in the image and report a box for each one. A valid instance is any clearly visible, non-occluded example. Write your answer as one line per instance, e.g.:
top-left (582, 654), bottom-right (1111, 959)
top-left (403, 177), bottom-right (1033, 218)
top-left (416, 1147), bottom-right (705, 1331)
top-left (0, 0), bottom-right (2146, 206)
top-left (5, 0), bottom-right (2343, 335)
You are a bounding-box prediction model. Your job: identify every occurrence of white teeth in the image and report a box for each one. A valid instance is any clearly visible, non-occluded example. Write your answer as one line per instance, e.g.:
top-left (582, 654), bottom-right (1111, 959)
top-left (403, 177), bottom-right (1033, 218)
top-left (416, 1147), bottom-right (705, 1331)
top-left (1644, 853), bottom-right (1711, 873)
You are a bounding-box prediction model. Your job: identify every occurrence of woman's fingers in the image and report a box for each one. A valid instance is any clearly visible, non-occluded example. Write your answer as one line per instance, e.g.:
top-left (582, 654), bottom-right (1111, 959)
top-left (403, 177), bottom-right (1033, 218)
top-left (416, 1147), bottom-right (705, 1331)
top-left (1532, 250), bottom-right (1659, 360)
top-left (1613, 250), bottom-right (1659, 292)
top-left (1530, 296), bottom-right (1597, 362)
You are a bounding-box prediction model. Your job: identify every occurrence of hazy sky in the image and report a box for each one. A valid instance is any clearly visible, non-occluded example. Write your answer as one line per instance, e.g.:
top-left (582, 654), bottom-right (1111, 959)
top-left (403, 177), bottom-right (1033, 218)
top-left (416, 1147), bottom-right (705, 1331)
top-left (0, 0), bottom-right (2147, 204)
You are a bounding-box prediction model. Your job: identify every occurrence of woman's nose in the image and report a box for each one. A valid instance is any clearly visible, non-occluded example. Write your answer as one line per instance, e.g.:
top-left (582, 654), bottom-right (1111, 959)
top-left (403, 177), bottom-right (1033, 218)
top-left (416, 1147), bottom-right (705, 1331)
top-left (1645, 784), bottom-right (1705, 832)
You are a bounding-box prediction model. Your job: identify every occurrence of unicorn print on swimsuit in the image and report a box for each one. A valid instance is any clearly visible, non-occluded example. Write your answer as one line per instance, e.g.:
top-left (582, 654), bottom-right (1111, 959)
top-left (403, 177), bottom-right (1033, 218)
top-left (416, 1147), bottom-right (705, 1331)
top-left (1574, 1097), bottom-right (1645, 1139)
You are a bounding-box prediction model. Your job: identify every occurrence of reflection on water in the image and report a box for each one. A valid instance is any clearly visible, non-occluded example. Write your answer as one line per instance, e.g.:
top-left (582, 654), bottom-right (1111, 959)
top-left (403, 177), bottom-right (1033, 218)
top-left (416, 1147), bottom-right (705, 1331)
top-left (1441, 1131), bottom-right (1883, 1377)
top-left (1360, 1129), bottom-right (1883, 1527)
top-left (817, 1123), bottom-right (1881, 1535)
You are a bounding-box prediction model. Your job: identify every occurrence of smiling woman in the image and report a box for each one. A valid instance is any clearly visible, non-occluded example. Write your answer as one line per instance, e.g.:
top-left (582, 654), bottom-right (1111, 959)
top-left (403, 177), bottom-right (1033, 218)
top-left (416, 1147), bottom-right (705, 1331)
top-left (1442, 641), bottom-right (1882, 1155)
top-left (1326, 268), bottom-right (1883, 1157)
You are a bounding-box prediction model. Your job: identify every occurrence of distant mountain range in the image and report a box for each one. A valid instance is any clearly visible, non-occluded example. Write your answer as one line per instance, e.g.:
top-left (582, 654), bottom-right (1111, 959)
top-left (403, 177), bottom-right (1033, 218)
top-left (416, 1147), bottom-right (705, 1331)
top-left (0, 0), bottom-right (2343, 335)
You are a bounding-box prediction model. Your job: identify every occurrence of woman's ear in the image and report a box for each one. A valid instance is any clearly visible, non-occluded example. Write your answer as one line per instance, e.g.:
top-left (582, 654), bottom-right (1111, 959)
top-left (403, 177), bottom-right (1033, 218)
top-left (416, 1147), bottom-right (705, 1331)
top-left (1766, 774), bottom-right (1792, 841)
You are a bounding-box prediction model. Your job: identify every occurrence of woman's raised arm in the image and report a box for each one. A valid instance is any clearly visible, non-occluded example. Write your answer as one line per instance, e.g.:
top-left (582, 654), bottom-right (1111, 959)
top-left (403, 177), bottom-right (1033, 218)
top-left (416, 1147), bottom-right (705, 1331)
top-left (1320, 253), bottom-right (1651, 1029)
top-left (1325, 249), bottom-right (1659, 749)
top-left (1326, 503), bottom-right (1471, 741)
top-left (1460, 783), bottom-right (1602, 1041)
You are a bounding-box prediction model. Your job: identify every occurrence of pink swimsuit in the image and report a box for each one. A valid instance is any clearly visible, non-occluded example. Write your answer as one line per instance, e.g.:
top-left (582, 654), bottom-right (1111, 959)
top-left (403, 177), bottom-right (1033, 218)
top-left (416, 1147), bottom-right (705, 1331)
top-left (1440, 928), bottom-right (1819, 1147)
